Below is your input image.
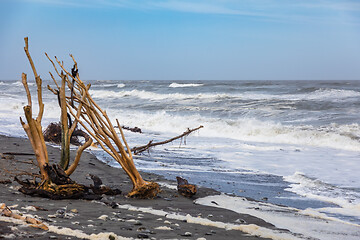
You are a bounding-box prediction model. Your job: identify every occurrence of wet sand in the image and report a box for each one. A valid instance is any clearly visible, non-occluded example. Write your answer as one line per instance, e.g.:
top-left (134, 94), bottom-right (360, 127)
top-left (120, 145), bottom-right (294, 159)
top-left (0, 135), bottom-right (280, 239)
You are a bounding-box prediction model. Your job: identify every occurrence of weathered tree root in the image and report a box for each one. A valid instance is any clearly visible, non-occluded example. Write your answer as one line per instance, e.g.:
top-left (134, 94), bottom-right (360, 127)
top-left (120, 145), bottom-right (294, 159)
top-left (176, 176), bottom-right (197, 198)
top-left (14, 164), bottom-right (88, 200)
top-left (14, 165), bottom-right (122, 200)
top-left (15, 176), bottom-right (88, 200)
top-left (127, 182), bottom-right (160, 199)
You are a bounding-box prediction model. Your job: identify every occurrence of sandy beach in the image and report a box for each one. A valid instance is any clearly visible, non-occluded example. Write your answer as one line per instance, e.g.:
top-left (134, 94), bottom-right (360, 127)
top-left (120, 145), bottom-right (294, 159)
top-left (0, 134), bottom-right (283, 240)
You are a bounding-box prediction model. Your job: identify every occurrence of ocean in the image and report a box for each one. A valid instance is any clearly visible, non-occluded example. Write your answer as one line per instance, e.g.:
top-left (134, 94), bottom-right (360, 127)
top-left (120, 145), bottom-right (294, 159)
top-left (1, 79), bottom-right (360, 232)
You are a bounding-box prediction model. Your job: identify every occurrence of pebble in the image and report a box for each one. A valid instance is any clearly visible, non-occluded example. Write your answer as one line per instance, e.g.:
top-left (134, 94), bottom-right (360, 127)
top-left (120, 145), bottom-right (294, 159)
top-left (98, 215), bottom-right (108, 221)
top-left (134, 220), bottom-right (143, 226)
top-left (121, 225), bottom-right (133, 231)
top-left (137, 233), bottom-right (149, 239)
top-left (181, 232), bottom-right (192, 237)
top-left (70, 209), bottom-right (78, 213)
top-left (235, 218), bottom-right (246, 224)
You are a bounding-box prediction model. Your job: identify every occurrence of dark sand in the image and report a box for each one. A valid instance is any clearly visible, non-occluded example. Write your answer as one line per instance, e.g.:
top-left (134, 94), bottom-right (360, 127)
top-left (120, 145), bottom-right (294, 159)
top-left (0, 135), bottom-right (280, 239)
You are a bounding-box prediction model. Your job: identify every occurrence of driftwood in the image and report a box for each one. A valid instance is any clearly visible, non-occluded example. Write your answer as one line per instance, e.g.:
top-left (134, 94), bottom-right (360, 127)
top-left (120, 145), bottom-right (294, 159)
top-left (1, 152), bottom-right (34, 156)
top-left (46, 54), bottom-right (160, 199)
top-left (176, 176), bottom-right (197, 198)
top-left (119, 125), bottom-right (142, 133)
top-left (18, 37), bottom-right (92, 199)
top-left (43, 122), bottom-right (91, 146)
top-left (0, 203), bottom-right (48, 230)
top-left (89, 174), bottom-right (122, 195)
top-left (132, 125), bottom-right (203, 155)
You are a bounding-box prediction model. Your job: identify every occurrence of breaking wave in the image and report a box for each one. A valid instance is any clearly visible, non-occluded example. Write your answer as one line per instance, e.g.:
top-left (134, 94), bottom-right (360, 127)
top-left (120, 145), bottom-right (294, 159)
top-left (169, 83), bottom-right (204, 88)
top-left (108, 109), bottom-right (360, 152)
top-left (89, 88), bottom-right (360, 102)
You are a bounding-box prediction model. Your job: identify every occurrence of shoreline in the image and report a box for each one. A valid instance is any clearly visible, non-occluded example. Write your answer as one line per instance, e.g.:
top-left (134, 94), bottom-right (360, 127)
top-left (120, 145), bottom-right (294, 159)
top-left (0, 134), bottom-right (279, 239)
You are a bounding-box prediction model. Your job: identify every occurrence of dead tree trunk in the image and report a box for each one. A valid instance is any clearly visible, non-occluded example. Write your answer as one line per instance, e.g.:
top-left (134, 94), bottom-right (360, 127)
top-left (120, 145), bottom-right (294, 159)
top-left (20, 37), bottom-right (49, 182)
top-left (47, 55), bottom-right (160, 199)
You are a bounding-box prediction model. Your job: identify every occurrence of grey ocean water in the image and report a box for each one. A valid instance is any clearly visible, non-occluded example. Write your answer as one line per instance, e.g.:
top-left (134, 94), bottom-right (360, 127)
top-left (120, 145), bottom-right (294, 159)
top-left (1, 80), bottom-right (360, 225)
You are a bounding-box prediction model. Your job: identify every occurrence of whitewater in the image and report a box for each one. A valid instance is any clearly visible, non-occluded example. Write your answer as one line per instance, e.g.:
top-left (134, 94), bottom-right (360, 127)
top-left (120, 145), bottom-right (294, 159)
top-left (1, 80), bottom-right (360, 235)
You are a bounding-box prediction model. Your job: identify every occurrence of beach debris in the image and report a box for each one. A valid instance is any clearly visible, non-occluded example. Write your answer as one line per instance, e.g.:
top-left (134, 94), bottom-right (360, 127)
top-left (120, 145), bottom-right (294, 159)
top-left (17, 37), bottom-right (93, 200)
top-left (14, 164), bottom-right (88, 200)
top-left (0, 203), bottom-right (48, 230)
top-left (131, 126), bottom-right (203, 155)
top-left (88, 174), bottom-right (121, 195)
top-left (45, 52), bottom-right (160, 199)
top-left (0, 179), bottom-right (12, 184)
top-left (117, 125), bottom-right (142, 134)
top-left (176, 177), bottom-right (197, 198)
top-left (43, 122), bottom-right (90, 147)
top-left (0, 153), bottom-right (14, 160)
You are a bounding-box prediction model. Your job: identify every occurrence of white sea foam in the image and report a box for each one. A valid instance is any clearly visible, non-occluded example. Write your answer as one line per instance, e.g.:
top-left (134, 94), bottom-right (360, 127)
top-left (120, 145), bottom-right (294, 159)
top-left (196, 194), bottom-right (360, 240)
top-left (169, 83), bottom-right (204, 88)
top-left (114, 203), bottom-right (300, 240)
top-left (284, 172), bottom-right (360, 214)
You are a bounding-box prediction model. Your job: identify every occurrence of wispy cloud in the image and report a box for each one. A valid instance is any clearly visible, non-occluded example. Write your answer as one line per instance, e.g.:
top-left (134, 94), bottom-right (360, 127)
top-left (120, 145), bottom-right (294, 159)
top-left (296, 1), bottom-right (360, 12)
top-left (19, 0), bottom-right (360, 24)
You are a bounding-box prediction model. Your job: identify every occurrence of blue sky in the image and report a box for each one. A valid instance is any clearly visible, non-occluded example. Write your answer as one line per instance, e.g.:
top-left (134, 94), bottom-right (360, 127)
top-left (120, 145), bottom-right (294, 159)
top-left (1, 0), bottom-right (360, 80)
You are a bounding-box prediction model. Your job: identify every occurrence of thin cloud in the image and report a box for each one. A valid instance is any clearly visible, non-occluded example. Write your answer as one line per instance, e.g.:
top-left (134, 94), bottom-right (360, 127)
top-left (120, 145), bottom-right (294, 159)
top-left (18, 0), bottom-right (360, 25)
top-left (296, 1), bottom-right (360, 12)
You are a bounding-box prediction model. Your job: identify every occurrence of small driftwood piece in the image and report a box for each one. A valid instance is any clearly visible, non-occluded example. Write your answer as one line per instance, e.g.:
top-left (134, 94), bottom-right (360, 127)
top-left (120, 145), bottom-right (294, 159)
top-left (89, 174), bottom-right (121, 195)
top-left (1, 152), bottom-right (34, 156)
top-left (43, 122), bottom-right (91, 146)
top-left (176, 176), bottom-right (197, 198)
top-left (132, 125), bottom-right (203, 155)
top-left (0, 203), bottom-right (49, 230)
top-left (121, 126), bottom-right (142, 133)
